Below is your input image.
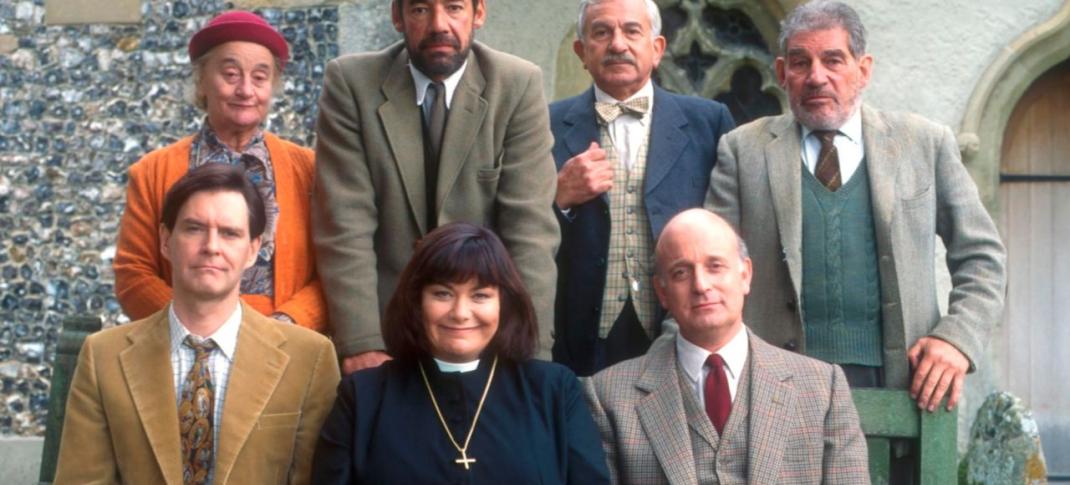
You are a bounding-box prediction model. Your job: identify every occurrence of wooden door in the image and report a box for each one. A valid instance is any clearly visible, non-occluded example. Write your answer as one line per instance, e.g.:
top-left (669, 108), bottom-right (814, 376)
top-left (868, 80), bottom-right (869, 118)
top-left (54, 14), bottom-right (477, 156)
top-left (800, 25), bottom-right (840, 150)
top-left (999, 58), bottom-right (1070, 475)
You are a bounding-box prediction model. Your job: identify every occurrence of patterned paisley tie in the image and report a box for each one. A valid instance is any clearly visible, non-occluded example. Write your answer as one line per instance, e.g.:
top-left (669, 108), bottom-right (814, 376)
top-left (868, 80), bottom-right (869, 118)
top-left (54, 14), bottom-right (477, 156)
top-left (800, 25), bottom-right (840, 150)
top-left (179, 336), bottom-right (218, 485)
top-left (594, 96), bottom-right (650, 124)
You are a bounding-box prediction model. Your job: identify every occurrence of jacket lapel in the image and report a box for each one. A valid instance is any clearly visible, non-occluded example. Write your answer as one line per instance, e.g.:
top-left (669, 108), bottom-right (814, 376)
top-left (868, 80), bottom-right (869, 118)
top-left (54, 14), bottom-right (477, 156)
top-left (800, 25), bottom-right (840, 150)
top-left (435, 48), bottom-right (488, 213)
top-left (560, 88), bottom-right (608, 205)
top-left (861, 104), bottom-right (900, 246)
top-left (745, 332), bottom-right (797, 484)
top-left (119, 312), bottom-right (183, 485)
top-left (636, 338), bottom-right (699, 485)
top-left (765, 116), bottom-right (804, 295)
top-left (214, 306), bottom-right (290, 483)
top-left (561, 88), bottom-right (600, 157)
top-left (644, 86), bottom-right (690, 194)
top-left (377, 47), bottom-right (429, 235)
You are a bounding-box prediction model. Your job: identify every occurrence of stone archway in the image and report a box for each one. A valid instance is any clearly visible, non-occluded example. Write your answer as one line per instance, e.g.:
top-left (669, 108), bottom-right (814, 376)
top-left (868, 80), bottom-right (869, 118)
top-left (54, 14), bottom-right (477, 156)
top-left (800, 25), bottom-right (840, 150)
top-left (654, 0), bottom-right (789, 124)
top-left (958, 2), bottom-right (1070, 477)
top-left (958, 2), bottom-right (1070, 213)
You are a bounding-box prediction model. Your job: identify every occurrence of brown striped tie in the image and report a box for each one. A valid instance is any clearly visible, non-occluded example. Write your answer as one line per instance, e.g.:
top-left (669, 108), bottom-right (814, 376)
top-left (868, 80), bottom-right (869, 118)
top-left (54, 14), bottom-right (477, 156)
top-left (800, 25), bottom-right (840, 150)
top-left (814, 130), bottom-right (842, 191)
top-left (179, 336), bottom-right (217, 485)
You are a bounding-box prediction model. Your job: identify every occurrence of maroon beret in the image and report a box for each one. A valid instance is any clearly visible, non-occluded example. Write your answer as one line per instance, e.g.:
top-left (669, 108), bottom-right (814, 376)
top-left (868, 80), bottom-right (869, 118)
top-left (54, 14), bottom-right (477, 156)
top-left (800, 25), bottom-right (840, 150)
top-left (188, 10), bottom-right (289, 68)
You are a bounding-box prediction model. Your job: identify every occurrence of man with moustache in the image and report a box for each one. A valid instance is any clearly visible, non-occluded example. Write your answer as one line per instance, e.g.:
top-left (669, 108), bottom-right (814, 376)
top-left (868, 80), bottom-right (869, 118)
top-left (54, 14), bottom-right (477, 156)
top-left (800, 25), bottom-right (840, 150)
top-left (551, 0), bottom-right (734, 376)
top-left (707, 0), bottom-right (1005, 416)
top-left (584, 209), bottom-right (868, 484)
top-left (313, 0), bottom-right (559, 373)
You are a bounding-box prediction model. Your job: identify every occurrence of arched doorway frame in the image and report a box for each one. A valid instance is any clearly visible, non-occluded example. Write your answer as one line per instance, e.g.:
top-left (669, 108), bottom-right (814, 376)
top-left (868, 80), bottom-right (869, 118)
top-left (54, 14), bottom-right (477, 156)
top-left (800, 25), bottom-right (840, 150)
top-left (958, 1), bottom-right (1070, 215)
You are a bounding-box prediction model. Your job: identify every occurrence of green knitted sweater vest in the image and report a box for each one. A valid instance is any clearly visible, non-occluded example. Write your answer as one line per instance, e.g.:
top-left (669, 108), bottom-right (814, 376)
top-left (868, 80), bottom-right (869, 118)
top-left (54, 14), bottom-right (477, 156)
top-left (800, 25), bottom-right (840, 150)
top-left (800, 161), bottom-right (883, 367)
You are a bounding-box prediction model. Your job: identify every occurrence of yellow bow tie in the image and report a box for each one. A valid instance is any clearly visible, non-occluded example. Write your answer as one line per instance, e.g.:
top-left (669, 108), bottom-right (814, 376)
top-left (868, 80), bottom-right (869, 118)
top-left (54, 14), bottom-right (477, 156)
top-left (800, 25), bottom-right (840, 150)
top-left (595, 96), bottom-right (650, 124)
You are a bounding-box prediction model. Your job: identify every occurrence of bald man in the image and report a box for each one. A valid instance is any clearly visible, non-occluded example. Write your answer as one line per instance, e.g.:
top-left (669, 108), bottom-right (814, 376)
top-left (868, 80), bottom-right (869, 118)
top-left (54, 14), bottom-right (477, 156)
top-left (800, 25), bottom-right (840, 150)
top-left (583, 209), bottom-right (868, 484)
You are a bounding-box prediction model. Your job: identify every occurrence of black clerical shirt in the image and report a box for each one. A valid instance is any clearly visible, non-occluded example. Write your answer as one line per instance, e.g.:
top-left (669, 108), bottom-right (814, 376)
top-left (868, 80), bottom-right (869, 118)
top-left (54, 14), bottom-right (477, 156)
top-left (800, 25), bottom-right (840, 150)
top-left (312, 356), bottom-right (609, 484)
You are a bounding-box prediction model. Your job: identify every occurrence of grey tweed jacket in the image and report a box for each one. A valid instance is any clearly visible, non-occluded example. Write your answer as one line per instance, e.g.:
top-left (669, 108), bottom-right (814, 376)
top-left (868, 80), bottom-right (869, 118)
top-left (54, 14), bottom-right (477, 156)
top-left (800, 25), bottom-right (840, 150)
top-left (706, 105), bottom-right (1006, 388)
top-left (583, 329), bottom-right (869, 484)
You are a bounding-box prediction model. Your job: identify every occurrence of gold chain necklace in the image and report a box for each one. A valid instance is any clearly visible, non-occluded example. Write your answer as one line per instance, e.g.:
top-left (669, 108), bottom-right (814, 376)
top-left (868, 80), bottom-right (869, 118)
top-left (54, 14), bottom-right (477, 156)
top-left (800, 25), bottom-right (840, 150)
top-left (418, 355), bottom-right (498, 470)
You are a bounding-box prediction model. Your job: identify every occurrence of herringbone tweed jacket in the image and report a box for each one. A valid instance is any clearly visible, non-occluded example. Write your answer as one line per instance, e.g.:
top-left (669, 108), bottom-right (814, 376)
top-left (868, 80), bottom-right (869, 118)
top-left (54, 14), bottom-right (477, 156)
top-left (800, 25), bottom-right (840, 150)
top-left (583, 328), bottom-right (869, 484)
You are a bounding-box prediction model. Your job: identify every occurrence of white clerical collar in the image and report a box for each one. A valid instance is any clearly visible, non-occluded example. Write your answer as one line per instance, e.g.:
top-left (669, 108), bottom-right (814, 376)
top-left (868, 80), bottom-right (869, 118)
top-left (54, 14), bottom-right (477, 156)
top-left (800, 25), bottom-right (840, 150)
top-left (676, 323), bottom-right (749, 384)
top-left (800, 106), bottom-right (863, 144)
top-left (434, 357), bottom-right (480, 373)
top-left (168, 302), bottom-right (242, 362)
top-left (410, 60), bottom-right (469, 110)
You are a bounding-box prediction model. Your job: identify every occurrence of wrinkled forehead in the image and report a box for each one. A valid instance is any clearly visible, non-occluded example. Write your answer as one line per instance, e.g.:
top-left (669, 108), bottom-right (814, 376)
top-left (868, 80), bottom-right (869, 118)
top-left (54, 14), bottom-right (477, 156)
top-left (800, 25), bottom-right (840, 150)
top-left (783, 27), bottom-right (852, 56)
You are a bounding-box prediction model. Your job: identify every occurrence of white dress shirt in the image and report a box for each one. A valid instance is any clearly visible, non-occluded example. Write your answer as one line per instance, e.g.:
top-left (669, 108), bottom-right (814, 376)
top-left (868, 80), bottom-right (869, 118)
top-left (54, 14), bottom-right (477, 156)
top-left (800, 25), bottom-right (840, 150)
top-left (593, 80), bottom-right (654, 171)
top-left (169, 302), bottom-right (242, 482)
top-left (676, 324), bottom-right (749, 406)
top-left (800, 108), bottom-right (865, 183)
top-left (410, 61), bottom-right (469, 114)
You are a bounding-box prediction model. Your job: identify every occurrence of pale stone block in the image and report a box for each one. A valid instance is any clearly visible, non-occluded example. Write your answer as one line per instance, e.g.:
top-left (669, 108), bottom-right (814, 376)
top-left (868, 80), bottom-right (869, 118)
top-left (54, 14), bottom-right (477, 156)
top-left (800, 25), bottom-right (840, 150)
top-left (44, 0), bottom-right (140, 25)
top-left (0, 35), bottom-right (17, 55)
top-left (0, 438), bottom-right (43, 485)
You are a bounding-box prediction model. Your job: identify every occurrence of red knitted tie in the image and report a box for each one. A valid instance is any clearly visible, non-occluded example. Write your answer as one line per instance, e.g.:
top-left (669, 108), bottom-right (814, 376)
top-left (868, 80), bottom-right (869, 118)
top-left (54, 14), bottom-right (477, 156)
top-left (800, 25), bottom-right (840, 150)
top-left (704, 353), bottom-right (731, 435)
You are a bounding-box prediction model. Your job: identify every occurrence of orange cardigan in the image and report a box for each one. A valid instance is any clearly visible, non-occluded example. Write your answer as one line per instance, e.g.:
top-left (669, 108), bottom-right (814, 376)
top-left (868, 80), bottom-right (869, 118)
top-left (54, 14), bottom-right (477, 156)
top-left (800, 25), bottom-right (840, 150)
top-left (113, 134), bottom-right (327, 332)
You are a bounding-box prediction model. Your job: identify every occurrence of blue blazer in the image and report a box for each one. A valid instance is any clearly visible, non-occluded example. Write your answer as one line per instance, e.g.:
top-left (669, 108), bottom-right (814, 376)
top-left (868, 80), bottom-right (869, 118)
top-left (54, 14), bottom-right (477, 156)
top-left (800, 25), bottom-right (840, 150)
top-left (550, 85), bottom-right (735, 376)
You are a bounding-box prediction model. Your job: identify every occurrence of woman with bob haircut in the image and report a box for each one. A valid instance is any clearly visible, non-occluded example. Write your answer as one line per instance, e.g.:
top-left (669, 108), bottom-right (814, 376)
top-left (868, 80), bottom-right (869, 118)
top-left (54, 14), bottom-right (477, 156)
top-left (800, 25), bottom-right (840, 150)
top-left (312, 222), bottom-right (609, 484)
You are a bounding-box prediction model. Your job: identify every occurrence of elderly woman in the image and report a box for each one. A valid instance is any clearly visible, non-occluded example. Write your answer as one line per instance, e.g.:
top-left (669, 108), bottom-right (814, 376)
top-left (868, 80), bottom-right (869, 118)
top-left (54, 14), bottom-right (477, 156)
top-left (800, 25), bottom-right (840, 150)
top-left (113, 11), bottom-right (326, 330)
top-left (312, 222), bottom-right (610, 484)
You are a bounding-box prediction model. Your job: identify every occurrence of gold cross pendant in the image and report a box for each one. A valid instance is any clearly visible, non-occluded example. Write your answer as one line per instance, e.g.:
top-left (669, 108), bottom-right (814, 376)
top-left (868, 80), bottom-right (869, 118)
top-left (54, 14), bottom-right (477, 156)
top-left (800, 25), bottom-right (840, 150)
top-left (454, 449), bottom-right (476, 470)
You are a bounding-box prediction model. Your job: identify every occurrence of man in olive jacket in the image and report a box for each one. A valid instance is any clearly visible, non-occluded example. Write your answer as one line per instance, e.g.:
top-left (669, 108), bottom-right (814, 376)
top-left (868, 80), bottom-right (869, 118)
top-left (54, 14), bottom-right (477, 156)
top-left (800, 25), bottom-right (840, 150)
top-left (313, 0), bottom-right (559, 373)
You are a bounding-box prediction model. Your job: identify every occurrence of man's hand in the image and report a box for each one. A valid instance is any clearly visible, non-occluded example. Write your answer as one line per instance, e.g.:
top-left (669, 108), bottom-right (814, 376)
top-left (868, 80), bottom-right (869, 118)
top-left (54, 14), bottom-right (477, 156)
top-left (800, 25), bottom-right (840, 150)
top-left (907, 337), bottom-right (970, 412)
top-left (342, 350), bottom-right (392, 375)
top-left (555, 141), bottom-right (612, 210)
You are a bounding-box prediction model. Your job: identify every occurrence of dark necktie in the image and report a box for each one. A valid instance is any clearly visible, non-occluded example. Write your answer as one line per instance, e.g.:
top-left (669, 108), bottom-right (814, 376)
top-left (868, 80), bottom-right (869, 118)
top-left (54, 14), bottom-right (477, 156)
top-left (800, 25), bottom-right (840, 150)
top-left (179, 336), bottom-right (218, 485)
top-left (424, 81), bottom-right (447, 229)
top-left (814, 130), bottom-right (842, 191)
top-left (704, 353), bottom-right (731, 435)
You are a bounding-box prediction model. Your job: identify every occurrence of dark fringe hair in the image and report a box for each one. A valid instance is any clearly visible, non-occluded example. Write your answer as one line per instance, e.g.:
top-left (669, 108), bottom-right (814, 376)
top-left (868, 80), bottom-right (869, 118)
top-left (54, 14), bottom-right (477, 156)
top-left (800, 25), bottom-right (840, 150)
top-left (382, 221), bottom-right (538, 363)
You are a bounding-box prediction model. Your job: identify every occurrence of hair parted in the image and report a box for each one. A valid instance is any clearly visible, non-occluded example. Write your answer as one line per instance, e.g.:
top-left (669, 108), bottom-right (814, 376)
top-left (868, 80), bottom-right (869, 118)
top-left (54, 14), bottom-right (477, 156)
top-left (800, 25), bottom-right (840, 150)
top-left (576, 0), bottom-right (662, 40)
top-left (160, 163), bottom-right (267, 239)
top-left (778, 0), bottom-right (866, 57)
top-left (382, 222), bottom-right (539, 363)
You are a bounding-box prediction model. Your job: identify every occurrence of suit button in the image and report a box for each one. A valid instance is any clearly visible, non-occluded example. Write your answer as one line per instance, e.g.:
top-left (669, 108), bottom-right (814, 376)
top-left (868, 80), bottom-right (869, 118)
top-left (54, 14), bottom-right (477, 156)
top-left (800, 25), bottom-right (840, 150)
top-left (597, 257), bottom-right (606, 267)
top-left (783, 340), bottom-right (798, 351)
top-left (786, 298), bottom-right (797, 311)
top-left (593, 306), bottom-right (601, 314)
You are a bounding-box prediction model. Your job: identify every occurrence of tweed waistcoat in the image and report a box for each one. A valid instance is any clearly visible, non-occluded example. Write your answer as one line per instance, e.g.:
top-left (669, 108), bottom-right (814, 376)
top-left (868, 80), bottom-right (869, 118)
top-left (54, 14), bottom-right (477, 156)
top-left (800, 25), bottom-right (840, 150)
top-left (801, 161), bottom-right (883, 366)
top-left (597, 126), bottom-right (658, 339)
top-left (677, 356), bottom-right (752, 484)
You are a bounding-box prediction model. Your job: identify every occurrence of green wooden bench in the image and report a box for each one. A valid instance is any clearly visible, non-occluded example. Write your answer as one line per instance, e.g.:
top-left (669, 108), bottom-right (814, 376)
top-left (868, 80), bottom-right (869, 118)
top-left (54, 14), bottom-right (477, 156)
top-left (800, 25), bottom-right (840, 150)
top-left (39, 315), bottom-right (103, 485)
top-left (852, 388), bottom-right (958, 485)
